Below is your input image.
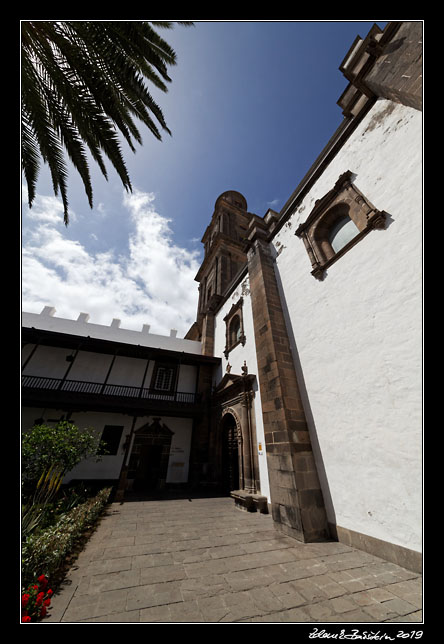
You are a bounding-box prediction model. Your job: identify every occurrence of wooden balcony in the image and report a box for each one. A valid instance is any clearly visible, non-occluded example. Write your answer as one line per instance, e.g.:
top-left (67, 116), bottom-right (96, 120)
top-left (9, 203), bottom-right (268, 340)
top-left (22, 375), bottom-right (203, 417)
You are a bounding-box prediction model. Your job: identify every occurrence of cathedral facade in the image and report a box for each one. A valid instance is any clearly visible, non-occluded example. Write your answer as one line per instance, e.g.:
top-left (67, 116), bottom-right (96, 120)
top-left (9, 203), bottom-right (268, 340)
top-left (22, 22), bottom-right (422, 573)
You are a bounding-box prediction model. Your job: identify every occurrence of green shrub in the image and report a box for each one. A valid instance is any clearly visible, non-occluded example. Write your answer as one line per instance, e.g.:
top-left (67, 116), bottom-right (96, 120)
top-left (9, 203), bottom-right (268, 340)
top-left (22, 421), bottom-right (105, 486)
top-left (22, 486), bottom-right (111, 589)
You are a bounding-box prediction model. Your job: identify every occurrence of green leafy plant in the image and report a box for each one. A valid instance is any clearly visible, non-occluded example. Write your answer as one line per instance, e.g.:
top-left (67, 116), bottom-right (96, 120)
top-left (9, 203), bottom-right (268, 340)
top-left (22, 487), bottom-right (112, 588)
top-left (22, 464), bottom-right (64, 536)
top-left (22, 421), bottom-right (105, 483)
top-left (22, 422), bottom-right (107, 538)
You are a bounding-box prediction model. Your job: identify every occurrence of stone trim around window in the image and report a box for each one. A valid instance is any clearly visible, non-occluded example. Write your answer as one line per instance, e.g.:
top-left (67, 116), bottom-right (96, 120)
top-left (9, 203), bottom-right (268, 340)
top-left (295, 170), bottom-right (387, 280)
top-left (223, 297), bottom-right (246, 358)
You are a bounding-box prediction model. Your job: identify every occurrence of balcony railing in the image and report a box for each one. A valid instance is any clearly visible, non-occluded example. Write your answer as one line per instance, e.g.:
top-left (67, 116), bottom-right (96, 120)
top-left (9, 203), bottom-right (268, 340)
top-left (22, 375), bottom-right (200, 405)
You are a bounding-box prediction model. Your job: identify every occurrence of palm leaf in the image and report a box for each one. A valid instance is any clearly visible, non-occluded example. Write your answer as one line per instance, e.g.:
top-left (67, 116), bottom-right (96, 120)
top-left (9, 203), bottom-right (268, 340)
top-left (21, 20), bottom-right (193, 224)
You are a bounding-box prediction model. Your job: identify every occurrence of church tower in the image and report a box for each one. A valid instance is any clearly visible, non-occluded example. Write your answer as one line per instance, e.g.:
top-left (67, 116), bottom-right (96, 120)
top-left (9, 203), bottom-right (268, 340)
top-left (186, 191), bottom-right (251, 355)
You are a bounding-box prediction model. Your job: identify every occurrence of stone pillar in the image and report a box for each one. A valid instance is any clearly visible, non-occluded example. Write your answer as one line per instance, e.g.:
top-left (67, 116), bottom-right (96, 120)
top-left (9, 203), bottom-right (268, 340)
top-left (201, 294), bottom-right (223, 357)
top-left (239, 391), bottom-right (255, 494)
top-left (201, 310), bottom-right (215, 356)
top-left (246, 228), bottom-right (329, 542)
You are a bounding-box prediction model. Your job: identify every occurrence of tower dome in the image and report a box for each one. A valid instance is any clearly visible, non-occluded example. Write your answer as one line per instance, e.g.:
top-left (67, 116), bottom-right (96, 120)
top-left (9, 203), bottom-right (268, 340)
top-left (215, 191), bottom-right (247, 211)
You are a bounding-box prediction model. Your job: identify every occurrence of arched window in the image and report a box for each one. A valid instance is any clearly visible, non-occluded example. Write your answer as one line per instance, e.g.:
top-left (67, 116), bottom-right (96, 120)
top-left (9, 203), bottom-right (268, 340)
top-left (229, 315), bottom-right (241, 346)
top-left (295, 171), bottom-right (387, 280)
top-left (224, 298), bottom-right (246, 358)
top-left (328, 214), bottom-right (360, 253)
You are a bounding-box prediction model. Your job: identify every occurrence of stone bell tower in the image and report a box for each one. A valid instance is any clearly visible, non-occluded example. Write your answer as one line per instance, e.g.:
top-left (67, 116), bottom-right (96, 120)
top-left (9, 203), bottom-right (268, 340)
top-left (186, 190), bottom-right (251, 355)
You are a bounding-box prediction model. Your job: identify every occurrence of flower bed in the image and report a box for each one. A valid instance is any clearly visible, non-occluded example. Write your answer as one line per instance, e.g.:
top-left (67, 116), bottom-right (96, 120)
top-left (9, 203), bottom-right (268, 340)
top-left (22, 575), bottom-right (53, 622)
top-left (21, 486), bottom-right (112, 621)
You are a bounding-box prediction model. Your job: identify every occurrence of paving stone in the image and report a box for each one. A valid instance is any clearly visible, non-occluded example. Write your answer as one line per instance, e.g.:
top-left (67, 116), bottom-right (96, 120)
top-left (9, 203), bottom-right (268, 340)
top-left (378, 597), bottom-right (420, 617)
top-left (329, 595), bottom-right (359, 613)
top-left (139, 604), bottom-right (171, 622)
top-left (249, 606), bottom-right (313, 622)
top-left (269, 581), bottom-right (307, 609)
top-left (386, 610), bottom-right (422, 622)
top-left (45, 497), bottom-right (423, 624)
top-left (80, 609), bottom-right (141, 623)
top-left (131, 552), bottom-right (175, 569)
top-left (77, 556), bottom-right (132, 576)
top-left (140, 600), bottom-right (204, 623)
top-left (140, 563), bottom-right (187, 584)
top-left (220, 590), bottom-right (263, 621)
top-left (365, 586), bottom-right (398, 603)
top-left (247, 586), bottom-right (285, 613)
top-left (311, 573), bottom-right (348, 598)
top-left (196, 595), bottom-right (229, 622)
top-left (304, 599), bottom-right (336, 621)
top-left (167, 600), bottom-right (205, 622)
top-left (387, 579), bottom-right (423, 608)
top-left (61, 588), bottom-right (129, 622)
top-left (180, 574), bottom-right (230, 599)
top-left (79, 568), bottom-right (141, 594)
top-left (126, 581), bottom-right (183, 611)
top-left (209, 544), bottom-right (247, 559)
top-left (225, 567), bottom-right (275, 591)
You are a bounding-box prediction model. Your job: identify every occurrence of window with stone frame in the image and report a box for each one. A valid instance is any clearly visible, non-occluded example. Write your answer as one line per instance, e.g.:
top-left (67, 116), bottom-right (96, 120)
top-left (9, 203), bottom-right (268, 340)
top-left (295, 170), bottom-right (387, 280)
top-left (223, 297), bottom-right (246, 358)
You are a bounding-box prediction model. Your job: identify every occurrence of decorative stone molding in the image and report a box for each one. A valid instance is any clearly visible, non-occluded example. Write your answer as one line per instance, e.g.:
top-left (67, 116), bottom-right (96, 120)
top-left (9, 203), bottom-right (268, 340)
top-left (223, 297), bottom-right (246, 358)
top-left (295, 170), bottom-right (387, 279)
top-left (213, 373), bottom-right (260, 495)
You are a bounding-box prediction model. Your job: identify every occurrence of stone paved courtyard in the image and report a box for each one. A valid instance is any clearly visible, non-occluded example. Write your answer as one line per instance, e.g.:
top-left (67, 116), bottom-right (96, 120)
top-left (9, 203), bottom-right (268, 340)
top-left (45, 495), bottom-right (422, 624)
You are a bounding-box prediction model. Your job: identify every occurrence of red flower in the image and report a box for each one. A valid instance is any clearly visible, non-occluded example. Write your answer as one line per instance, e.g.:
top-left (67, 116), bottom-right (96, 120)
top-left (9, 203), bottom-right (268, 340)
top-left (38, 575), bottom-right (48, 588)
top-left (43, 598), bottom-right (51, 606)
top-left (40, 606), bottom-right (47, 618)
top-left (35, 592), bottom-right (44, 606)
top-left (22, 593), bottom-right (30, 607)
top-left (47, 589), bottom-right (53, 597)
top-left (22, 616), bottom-right (31, 622)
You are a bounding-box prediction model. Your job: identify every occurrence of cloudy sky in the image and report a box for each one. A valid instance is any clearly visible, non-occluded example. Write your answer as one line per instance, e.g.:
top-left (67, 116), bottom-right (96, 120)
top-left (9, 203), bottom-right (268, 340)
top-left (21, 20), bottom-right (387, 337)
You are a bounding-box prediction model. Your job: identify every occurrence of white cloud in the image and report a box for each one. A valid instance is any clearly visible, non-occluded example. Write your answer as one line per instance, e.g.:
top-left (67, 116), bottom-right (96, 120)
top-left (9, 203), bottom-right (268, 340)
top-left (23, 188), bottom-right (79, 225)
top-left (22, 188), bottom-right (201, 337)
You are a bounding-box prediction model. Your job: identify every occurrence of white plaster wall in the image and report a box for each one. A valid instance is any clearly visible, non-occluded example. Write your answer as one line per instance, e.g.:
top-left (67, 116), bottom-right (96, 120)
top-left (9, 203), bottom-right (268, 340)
top-left (22, 309), bottom-right (202, 354)
top-left (21, 409), bottom-right (194, 485)
top-left (23, 345), bottom-right (197, 394)
top-left (213, 277), bottom-right (270, 500)
top-left (22, 345), bottom-right (71, 378)
top-left (272, 99), bottom-right (422, 552)
top-left (162, 416), bottom-right (193, 484)
top-left (21, 409), bottom-right (130, 482)
top-left (62, 351), bottom-right (113, 383)
top-left (106, 356), bottom-right (147, 387)
top-left (177, 364), bottom-right (198, 394)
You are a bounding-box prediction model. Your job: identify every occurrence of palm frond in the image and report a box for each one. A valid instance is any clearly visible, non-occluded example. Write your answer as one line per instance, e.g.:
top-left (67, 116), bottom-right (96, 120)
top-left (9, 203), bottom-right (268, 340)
top-left (21, 20), bottom-right (192, 224)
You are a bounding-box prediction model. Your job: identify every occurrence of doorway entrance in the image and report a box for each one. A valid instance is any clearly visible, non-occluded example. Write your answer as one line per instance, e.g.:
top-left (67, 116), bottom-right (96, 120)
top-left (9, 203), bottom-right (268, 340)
top-left (221, 412), bottom-right (240, 493)
top-left (134, 444), bottom-right (163, 491)
top-left (128, 419), bottom-right (173, 493)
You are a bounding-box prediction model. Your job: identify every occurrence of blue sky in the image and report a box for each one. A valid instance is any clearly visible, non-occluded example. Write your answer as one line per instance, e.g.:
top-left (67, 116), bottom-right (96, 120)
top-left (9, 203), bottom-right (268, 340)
top-left (22, 20), bottom-right (387, 337)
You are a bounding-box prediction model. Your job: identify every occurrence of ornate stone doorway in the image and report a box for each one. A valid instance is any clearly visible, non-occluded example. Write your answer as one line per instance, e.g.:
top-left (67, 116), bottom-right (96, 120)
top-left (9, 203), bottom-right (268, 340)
top-left (211, 372), bottom-right (261, 496)
top-left (221, 411), bottom-right (241, 493)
